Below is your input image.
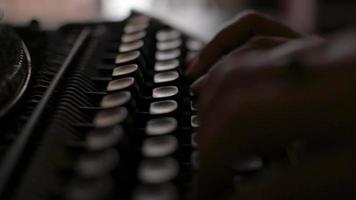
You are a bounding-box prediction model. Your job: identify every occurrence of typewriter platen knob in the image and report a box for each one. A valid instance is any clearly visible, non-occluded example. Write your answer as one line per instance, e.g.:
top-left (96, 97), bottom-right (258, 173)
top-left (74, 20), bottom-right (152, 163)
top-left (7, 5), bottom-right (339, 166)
top-left (0, 26), bottom-right (31, 118)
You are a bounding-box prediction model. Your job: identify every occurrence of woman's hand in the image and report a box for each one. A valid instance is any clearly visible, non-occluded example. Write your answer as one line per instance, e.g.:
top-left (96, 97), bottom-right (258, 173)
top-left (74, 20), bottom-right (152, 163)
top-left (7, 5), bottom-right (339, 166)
top-left (193, 33), bottom-right (356, 200)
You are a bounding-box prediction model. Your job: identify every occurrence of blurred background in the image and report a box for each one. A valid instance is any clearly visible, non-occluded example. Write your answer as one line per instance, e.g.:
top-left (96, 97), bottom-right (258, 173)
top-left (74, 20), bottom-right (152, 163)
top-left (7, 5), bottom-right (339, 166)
top-left (1, 0), bottom-right (356, 40)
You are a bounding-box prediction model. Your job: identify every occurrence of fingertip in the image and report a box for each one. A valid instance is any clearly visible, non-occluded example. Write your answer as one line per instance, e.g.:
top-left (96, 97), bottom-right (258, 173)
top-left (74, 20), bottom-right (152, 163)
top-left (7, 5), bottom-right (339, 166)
top-left (191, 74), bottom-right (208, 93)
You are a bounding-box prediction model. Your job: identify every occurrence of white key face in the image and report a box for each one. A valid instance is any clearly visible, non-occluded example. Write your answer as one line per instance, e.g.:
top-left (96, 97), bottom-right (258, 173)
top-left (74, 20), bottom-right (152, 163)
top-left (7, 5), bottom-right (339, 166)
top-left (153, 71), bottom-right (179, 83)
top-left (115, 51), bottom-right (140, 64)
top-left (100, 91), bottom-right (131, 109)
top-left (155, 49), bottom-right (181, 61)
top-left (191, 115), bottom-right (199, 128)
top-left (146, 117), bottom-right (178, 136)
top-left (86, 126), bottom-right (124, 150)
top-left (106, 77), bottom-right (135, 92)
top-left (133, 184), bottom-right (177, 200)
top-left (156, 39), bottom-right (182, 51)
top-left (119, 40), bottom-right (144, 52)
top-left (142, 135), bottom-right (178, 157)
top-left (93, 107), bottom-right (128, 128)
top-left (191, 132), bottom-right (198, 148)
top-left (138, 158), bottom-right (179, 184)
top-left (77, 149), bottom-right (119, 177)
top-left (112, 64), bottom-right (138, 77)
top-left (154, 59), bottom-right (179, 72)
top-left (152, 86), bottom-right (178, 98)
top-left (156, 29), bottom-right (181, 41)
top-left (121, 31), bottom-right (146, 43)
top-left (149, 100), bottom-right (178, 115)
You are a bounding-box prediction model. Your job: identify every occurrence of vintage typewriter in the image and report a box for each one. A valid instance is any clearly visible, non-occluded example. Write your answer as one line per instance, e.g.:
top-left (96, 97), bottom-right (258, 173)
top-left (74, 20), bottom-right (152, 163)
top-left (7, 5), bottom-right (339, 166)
top-left (0, 13), bottom-right (266, 200)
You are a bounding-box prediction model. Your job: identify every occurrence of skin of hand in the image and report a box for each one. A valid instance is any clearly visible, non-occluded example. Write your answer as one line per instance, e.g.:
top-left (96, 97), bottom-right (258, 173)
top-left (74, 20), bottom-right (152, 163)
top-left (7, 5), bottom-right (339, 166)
top-left (185, 10), bottom-right (301, 81)
top-left (192, 33), bottom-right (356, 200)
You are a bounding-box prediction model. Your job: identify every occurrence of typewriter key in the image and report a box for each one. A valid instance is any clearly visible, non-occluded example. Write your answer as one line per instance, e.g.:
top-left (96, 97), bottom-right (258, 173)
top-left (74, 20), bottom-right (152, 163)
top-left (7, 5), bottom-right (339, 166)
top-left (112, 65), bottom-right (144, 86)
top-left (115, 51), bottom-right (140, 64)
top-left (157, 39), bottom-right (182, 51)
top-left (133, 184), bottom-right (177, 200)
top-left (190, 100), bottom-right (198, 111)
top-left (119, 40), bottom-right (144, 52)
top-left (86, 126), bottom-right (124, 151)
top-left (122, 31), bottom-right (146, 43)
top-left (93, 107), bottom-right (128, 128)
top-left (153, 71), bottom-right (179, 84)
top-left (146, 117), bottom-right (178, 136)
top-left (76, 149), bottom-right (119, 177)
top-left (154, 59), bottom-right (179, 72)
top-left (156, 49), bottom-right (181, 61)
top-left (191, 132), bottom-right (198, 148)
top-left (152, 86), bottom-right (178, 98)
top-left (142, 135), bottom-right (178, 157)
top-left (107, 77), bottom-right (138, 93)
top-left (138, 157), bottom-right (179, 184)
top-left (100, 91), bottom-right (132, 109)
top-left (124, 23), bottom-right (148, 34)
top-left (191, 115), bottom-right (199, 128)
top-left (156, 29), bottom-right (181, 41)
top-left (149, 100), bottom-right (178, 115)
top-left (232, 156), bottom-right (264, 173)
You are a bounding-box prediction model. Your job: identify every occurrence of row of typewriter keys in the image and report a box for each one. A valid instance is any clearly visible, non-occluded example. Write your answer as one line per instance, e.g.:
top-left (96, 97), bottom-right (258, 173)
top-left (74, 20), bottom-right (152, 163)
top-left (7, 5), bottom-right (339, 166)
top-left (65, 15), bottom-right (204, 200)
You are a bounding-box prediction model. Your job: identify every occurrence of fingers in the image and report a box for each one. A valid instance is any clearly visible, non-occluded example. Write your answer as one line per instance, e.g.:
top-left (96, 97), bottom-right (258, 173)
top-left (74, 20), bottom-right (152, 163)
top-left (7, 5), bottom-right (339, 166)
top-left (234, 147), bottom-right (356, 200)
top-left (185, 10), bottom-right (301, 79)
top-left (190, 36), bottom-right (290, 93)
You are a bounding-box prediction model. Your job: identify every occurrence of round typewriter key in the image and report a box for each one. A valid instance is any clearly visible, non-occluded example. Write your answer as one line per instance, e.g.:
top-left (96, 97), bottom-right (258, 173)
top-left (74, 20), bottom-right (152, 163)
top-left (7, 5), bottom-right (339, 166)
top-left (152, 86), bottom-right (178, 98)
top-left (107, 77), bottom-right (137, 92)
top-left (124, 23), bottom-right (148, 34)
top-left (112, 65), bottom-right (144, 87)
top-left (93, 107), bottom-right (128, 128)
top-left (142, 135), bottom-right (178, 157)
top-left (146, 117), bottom-right (178, 136)
top-left (112, 64), bottom-right (139, 77)
top-left (191, 115), bottom-right (199, 128)
top-left (100, 91), bottom-right (131, 109)
top-left (191, 132), bottom-right (198, 148)
top-left (67, 176), bottom-right (114, 200)
top-left (138, 157), bottom-right (179, 184)
top-left (232, 156), bottom-right (264, 173)
top-left (149, 100), bottom-right (178, 115)
top-left (156, 49), bottom-right (181, 61)
top-left (154, 71), bottom-right (179, 84)
top-left (119, 40), bottom-right (144, 52)
top-left (190, 100), bottom-right (198, 111)
top-left (156, 39), bottom-right (182, 51)
top-left (115, 51), bottom-right (140, 64)
top-left (156, 29), bottom-right (181, 41)
top-left (154, 59), bottom-right (179, 72)
top-left (86, 126), bottom-right (124, 151)
top-left (133, 184), bottom-right (177, 200)
top-left (122, 31), bottom-right (146, 43)
top-left (76, 149), bottom-right (119, 177)
top-left (186, 39), bottom-right (205, 51)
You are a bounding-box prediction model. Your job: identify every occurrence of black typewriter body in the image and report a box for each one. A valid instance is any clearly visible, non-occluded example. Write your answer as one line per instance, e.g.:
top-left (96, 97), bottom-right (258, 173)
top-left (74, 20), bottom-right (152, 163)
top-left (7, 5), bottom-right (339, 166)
top-left (0, 13), bottom-right (205, 200)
